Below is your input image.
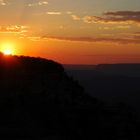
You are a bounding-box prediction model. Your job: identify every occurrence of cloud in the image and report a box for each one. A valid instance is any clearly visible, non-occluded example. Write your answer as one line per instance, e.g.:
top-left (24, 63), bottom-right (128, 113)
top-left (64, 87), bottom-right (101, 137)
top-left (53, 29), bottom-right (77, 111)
top-left (41, 36), bottom-right (140, 44)
top-left (0, 25), bottom-right (29, 33)
top-left (28, 0), bottom-right (48, 7)
top-left (71, 15), bottom-right (81, 20)
top-left (38, 1), bottom-right (48, 5)
top-left (67, 11), bottom-right (73, 15)
top-left (46, 12), bottom-right (62, 15)
top-left (130, 32), bottom-right (140, 40)
top-left (116, 25), bottom-right (131, 29)
top-left (104, 11), bottom-right (140, 17)
top-left (135, 32), bottom-right (140, 34)
top-left (80, 11), bottom-right (140, 25)
top-left (27, 36), bottom-right (41, 41)
top-left (0, 0), bottom-right (7, 6)
top-left (98, 25), bottom-right (131, 31)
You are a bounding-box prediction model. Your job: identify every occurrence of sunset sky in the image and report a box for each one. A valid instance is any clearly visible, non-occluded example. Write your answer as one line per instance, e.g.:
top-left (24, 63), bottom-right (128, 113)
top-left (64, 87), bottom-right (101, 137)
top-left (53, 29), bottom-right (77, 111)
top-left (0, 0), bottom-right (140, 64)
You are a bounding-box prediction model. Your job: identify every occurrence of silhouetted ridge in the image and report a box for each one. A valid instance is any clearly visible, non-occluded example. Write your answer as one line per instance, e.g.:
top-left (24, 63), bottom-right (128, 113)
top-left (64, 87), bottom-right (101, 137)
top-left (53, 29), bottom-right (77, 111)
top-left (0, 53), bottom-right (64, 73)
top-left (0, 54), bottom-right (139, 139)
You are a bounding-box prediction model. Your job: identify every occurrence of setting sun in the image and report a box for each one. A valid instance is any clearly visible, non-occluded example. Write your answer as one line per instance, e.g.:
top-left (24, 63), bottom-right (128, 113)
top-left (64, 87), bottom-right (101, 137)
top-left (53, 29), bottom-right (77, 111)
top-left (3, 49), bottom-right (12, 55)
top-left (1, 43), bottom-right (14, 55)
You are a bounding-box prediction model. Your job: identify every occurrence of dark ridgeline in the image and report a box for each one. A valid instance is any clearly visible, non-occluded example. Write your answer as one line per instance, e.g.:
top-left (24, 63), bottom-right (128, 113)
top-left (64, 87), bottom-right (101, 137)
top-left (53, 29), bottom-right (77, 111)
top-left (0, 52), bottom-right (139, 139)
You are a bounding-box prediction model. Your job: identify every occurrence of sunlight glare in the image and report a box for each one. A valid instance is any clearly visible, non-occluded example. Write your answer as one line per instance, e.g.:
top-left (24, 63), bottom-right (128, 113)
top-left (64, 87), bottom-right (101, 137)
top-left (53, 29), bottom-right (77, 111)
top-left (1, 43), bottom-right (14, 55)
top-left (3, 49), bottom-right (12, 55)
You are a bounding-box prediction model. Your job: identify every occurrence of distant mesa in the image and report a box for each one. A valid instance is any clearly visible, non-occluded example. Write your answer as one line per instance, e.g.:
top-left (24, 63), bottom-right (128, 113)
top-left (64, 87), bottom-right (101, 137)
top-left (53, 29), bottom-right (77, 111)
top-left (96, 63), bottom-right (140, 77)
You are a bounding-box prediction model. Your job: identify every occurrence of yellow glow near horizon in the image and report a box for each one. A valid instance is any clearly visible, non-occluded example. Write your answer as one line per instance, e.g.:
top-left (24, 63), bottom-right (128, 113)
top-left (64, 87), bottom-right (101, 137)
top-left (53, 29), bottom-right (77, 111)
top-left (1, 43), bottom-right (15, 55)
top-left (3, 49), bottom-right (13, 55)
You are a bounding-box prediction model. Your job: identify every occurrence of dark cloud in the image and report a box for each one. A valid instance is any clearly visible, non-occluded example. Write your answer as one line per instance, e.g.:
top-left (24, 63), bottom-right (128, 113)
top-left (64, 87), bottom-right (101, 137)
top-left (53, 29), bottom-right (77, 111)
top-left (104, 11), bottom-right (140, 16)
top-left (83, 11), bottom-right (140, 24)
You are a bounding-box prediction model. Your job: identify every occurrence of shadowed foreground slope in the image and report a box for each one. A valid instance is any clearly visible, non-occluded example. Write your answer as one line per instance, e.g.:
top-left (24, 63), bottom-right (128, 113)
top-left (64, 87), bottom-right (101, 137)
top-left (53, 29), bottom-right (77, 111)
top-left (0, 53), bottom-right (139, 139)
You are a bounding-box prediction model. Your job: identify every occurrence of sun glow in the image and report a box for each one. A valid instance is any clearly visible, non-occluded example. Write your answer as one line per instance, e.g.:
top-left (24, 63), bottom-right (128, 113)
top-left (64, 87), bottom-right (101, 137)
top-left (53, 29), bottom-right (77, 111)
top-left (1, 43), bottom-right (14, 55)
top-left (3, 49), bottom-right (13, 55)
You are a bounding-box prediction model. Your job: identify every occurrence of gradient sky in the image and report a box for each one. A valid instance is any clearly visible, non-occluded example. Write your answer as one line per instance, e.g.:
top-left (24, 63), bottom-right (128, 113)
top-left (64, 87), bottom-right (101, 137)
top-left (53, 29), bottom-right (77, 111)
top-left (0, 0), bottom-right (140, 64)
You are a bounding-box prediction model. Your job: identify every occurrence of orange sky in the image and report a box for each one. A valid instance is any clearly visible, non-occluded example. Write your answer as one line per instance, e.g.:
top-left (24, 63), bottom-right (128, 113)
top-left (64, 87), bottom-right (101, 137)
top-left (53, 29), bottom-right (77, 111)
top-left (0, 0), bottom-right (140, 64)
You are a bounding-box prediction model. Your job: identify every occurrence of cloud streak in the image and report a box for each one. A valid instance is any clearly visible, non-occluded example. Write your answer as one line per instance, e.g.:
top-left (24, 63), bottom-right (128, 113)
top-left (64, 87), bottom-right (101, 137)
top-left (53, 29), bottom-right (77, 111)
top-left (0, 0), bottom-right (7, 6)
top-left (28, 0), bottom-right (48, 7)
top-left (0, 25), bottom-right (29, 33)
top-left (71, 15), bottom-right (81, 20)
top-left (72, 11), bottom-right (140, 25)
top-left (41, 36), bottom-right (140, 44)
top-left (46, 12), bottom-right (62, 15)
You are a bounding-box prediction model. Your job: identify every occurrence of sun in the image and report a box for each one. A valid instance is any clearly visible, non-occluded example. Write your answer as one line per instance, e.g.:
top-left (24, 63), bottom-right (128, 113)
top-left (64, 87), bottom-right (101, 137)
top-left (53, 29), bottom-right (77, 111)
top-left (3, 49), bottom-right (12, 55)
top-left (1, 43), bottom-right (14, 55)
